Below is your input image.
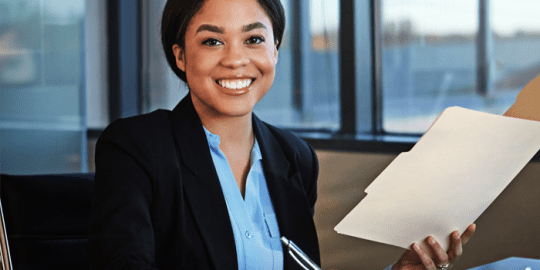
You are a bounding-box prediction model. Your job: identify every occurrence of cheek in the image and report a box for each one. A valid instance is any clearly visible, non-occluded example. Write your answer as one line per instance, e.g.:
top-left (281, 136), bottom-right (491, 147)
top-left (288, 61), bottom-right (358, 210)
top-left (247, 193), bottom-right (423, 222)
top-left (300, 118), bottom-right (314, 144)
top-left (257, 48), bottom-right (278, 74)
top-left (185, 49), bottom-right (216, 78)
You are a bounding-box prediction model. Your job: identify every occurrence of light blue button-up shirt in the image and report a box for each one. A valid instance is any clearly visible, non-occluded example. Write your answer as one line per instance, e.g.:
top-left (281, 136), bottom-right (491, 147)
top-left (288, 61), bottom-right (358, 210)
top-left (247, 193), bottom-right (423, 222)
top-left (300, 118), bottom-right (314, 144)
top-left (203, 127), bottom-right (284, 270)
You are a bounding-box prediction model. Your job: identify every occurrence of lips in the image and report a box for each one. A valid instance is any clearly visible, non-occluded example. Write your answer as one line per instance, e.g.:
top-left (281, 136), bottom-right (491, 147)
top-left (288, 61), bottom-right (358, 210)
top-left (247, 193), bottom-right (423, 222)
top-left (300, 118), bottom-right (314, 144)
top-left (216, 78), bottom-right (254, 90)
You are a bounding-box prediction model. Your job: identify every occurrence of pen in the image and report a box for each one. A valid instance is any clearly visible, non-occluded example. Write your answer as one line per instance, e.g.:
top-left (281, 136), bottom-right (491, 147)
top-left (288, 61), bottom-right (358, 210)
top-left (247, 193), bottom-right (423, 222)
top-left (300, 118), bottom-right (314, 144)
top-left (280, 236), bottom-right (322, 270)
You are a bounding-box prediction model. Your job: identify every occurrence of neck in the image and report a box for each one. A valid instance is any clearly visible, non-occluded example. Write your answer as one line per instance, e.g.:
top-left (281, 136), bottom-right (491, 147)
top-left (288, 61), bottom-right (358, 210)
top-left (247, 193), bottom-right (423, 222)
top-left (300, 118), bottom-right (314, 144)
top-left (193, 102), bottom-right (254, 148)
top-left (203, 114), bottom-right (254, 146)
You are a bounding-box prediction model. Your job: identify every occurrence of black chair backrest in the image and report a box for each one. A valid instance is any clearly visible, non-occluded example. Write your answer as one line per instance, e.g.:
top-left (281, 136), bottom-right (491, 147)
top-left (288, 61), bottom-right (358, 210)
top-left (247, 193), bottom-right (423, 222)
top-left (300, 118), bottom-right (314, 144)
top-left (0, 173), bottom-right (94, 270)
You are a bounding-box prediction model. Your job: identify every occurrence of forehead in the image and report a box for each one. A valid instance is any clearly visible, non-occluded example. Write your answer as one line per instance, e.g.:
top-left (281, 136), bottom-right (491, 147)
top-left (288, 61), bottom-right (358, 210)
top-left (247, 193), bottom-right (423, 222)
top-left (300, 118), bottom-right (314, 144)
top-left (187, 0), bottom-right (273, 31)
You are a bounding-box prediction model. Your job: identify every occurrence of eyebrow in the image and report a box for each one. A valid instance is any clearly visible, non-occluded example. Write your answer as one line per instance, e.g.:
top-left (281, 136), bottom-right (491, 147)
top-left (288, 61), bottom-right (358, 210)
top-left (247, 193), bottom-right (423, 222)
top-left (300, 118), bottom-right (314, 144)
top-left (196, 24), bottom-right (224, 34)
top-left (195, 22), bottom-right (267, 34)
top-left (243, 22), bottom-right (267, 32)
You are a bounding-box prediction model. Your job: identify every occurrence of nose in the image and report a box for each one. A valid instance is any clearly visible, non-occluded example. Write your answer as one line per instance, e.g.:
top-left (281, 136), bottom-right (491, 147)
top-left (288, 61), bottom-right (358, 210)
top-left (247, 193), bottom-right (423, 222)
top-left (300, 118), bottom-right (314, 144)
top-left (220, 43), bottom-right (250, 68)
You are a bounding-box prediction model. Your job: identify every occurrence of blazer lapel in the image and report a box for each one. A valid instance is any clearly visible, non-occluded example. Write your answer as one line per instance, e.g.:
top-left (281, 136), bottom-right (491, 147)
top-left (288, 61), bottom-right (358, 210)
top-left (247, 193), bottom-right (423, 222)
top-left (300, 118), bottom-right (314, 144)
top-left (253, 115), bottom-right (321, 269)
top-left (169, 95), bottom-right (238, 269)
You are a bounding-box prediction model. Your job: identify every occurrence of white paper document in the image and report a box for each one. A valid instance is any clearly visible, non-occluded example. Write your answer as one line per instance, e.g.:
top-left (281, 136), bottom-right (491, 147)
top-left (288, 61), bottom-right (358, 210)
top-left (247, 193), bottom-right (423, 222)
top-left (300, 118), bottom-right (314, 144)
top-left (335, 107), bottom-right (540, 251)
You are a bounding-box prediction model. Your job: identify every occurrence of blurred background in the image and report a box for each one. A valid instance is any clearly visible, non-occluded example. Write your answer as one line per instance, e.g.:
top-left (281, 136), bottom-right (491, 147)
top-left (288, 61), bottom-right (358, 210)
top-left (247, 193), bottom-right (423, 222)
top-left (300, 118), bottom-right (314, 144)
top-left (0, 0), bottom-right (86, 174)
top-left (2, 0), bottom-right (539, 174)
top-left (1, 1), bottom-right (539, 268)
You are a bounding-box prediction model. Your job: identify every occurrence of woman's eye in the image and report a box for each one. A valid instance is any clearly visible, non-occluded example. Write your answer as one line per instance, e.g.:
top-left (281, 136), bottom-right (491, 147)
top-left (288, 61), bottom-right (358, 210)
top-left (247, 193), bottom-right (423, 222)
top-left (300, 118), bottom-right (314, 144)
top-left (202, 38), bottom-right (222, 46)
top-left (246, 36), bottom-right (265, 44)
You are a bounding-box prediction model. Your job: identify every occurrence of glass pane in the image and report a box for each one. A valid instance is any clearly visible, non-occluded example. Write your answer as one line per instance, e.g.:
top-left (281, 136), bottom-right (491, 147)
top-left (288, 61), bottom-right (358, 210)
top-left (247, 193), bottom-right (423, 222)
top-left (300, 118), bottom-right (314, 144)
top-left (144, 0), bottom-right (187, 112)
top-left (253, 0), bottom-right (294, 127)
top-left (309, 0), bottom-right (339, 129)
top-left (382, 0), bottom-right (480, 133)
top-left (0, 0), bottom-right (86, 174)
top-left (492, 0), bottom-right (540, 94)
top-left (254, 0), bottom-right (340, 130)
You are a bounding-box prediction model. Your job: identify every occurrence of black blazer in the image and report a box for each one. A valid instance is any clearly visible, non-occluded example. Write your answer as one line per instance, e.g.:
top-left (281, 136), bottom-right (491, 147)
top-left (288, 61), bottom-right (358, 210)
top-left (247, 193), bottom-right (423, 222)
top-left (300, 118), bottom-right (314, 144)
top-left (89, 95), bottom-right (320, 270)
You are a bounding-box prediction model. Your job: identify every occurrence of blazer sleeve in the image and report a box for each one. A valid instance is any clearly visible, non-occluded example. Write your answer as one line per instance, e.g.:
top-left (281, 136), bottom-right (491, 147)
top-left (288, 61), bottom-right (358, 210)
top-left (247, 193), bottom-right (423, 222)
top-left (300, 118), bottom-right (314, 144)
top-left (89, 118), bottom-right (158, 270)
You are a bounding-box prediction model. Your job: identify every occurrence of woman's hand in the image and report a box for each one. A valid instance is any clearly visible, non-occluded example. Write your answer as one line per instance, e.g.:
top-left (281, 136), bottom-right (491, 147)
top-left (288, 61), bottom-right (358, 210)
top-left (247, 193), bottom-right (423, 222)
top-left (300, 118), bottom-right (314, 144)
top-left (391, 224), bottom-right (476, 270)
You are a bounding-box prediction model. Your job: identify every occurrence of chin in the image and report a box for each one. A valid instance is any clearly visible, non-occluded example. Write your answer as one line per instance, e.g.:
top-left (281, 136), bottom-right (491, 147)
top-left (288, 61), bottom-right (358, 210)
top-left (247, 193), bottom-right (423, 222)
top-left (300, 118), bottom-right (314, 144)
top-left (212, 97), bottom-right (259, 117)
top-left (218, 106), bottom-right (254, 118)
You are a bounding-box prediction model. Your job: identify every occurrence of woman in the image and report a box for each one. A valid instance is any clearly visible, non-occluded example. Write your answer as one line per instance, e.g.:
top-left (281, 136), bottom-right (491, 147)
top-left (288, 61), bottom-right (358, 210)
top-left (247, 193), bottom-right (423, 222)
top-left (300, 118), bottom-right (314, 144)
top-left (89, 0), bottom-right (475, 269)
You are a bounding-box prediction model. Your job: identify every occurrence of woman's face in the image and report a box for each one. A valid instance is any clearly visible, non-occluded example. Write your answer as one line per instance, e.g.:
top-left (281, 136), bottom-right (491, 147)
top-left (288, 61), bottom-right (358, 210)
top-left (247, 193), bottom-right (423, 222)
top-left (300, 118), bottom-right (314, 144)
top-left (173, 0), bottom-right (278, 119)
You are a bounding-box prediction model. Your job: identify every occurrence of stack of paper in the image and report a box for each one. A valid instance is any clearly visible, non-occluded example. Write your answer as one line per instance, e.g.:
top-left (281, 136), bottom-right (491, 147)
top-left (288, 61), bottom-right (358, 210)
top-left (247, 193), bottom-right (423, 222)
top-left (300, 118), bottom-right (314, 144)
top-left (335, 107), bottom-right (540, 252)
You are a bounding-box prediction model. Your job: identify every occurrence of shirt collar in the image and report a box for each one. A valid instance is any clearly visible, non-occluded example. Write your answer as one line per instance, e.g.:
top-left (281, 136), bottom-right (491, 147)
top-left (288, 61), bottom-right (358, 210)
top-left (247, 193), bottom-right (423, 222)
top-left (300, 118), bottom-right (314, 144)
top-left (250, 137), bottom-right (262, 167)
top-left (202, 125), bottom-right (220, 151)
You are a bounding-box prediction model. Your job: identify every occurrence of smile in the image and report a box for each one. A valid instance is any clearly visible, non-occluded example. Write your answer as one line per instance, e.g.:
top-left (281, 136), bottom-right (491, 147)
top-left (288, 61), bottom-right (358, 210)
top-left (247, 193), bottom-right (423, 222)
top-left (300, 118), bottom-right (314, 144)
top-left (216, 79), bottom-right (254, 90)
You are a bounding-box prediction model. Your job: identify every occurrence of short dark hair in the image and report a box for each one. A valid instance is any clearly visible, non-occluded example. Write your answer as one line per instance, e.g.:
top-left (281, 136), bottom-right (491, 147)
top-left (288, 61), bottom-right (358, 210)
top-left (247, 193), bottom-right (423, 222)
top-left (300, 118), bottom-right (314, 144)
top-left (161, 0), bottom-right (285, 82)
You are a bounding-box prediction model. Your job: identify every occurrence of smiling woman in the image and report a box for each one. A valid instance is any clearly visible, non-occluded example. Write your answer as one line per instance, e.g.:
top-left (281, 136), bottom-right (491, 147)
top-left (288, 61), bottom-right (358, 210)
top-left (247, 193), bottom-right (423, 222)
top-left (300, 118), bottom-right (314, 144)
top-left (90, 0), bottom-right (322, 269)
top-left (89, 0), bottom-right (475, 269)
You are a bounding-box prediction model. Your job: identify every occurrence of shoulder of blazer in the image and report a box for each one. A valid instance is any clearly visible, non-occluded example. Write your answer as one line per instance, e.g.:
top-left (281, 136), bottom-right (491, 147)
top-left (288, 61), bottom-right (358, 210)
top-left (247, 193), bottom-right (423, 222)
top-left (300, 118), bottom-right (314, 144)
top-left (98, 109), bottom-right (173, 142)
top-left (99, 109), bottom-right (173, 140)
top-left (92, 109), bottom-right (188, 269)
top-left (96, 109), bottom-right (177, 181)
top-left (261, 121), bottom-right (316, 162)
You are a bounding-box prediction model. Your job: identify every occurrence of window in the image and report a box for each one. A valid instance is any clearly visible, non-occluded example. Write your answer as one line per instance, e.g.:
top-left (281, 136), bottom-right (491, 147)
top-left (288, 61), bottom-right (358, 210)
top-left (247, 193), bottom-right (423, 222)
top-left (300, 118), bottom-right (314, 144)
top-left (142, 0), bottom-right (187, 113)
top-left (254, 0), bottom-right (340, 130)
top-left (491, 0), bottom-right (540, 94)
top-left (4, 0), bottom-right (538, 175)
top-left (0, 0), bottom-right (88, 174)
top-left (3, 0), bottom-right (529, 173)
top-left (381, 0), bottom-right (540, 133)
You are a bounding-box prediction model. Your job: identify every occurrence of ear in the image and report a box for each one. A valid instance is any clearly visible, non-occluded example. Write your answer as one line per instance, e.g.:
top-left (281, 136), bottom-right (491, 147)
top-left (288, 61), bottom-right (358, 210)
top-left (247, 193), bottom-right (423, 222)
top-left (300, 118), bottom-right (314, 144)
top-left (273, 41), bottom-right (279, 64)
top-left (172, 44), bottom-right (186, 72)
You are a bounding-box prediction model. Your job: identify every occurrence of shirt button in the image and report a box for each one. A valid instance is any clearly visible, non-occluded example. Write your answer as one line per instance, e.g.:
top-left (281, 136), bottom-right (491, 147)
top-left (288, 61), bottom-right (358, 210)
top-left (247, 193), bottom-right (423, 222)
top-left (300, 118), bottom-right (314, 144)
top-left (245, 231), bottom-right (253, 239)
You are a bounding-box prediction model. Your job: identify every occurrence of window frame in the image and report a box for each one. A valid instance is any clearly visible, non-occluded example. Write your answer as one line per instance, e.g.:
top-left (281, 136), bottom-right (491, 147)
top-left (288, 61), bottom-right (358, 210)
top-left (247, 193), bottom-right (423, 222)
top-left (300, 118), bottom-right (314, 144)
top-left (88, 0), bottom-right (142, 135)
top-left (303, 0), bottom-right (538, 161)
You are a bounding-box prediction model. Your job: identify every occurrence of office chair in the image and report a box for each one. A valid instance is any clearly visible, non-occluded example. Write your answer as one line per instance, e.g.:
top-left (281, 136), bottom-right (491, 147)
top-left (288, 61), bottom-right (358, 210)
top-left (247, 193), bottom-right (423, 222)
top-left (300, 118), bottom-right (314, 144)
top-left (0, 173), bottom-right (94, 269)
top-left (0, 199), bottom-right (11, 270)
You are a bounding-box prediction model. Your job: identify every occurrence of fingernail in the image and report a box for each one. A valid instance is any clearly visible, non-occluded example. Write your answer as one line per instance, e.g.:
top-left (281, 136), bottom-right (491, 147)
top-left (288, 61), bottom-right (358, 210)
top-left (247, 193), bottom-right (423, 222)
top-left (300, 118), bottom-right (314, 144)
top-left (413, 243), bottom-right (419, 250)
top-left (429, 237), bottom-right (436, 245)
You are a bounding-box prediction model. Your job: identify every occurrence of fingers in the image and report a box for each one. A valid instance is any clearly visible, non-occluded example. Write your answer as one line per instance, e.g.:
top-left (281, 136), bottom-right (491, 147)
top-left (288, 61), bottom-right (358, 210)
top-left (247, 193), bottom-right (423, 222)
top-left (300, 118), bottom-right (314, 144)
top-left (412, 243), bottom-right (437, 270)
top-left (427, 236), bottom-right (450, 265)
top-left (461, 223), bottom-right (476, 245)
top-left (448, 224), bottom-right (476, 263)
top-left (448, 231), bottom-right (463, 262)
top-left (408, 225), bottom-right (476, 270)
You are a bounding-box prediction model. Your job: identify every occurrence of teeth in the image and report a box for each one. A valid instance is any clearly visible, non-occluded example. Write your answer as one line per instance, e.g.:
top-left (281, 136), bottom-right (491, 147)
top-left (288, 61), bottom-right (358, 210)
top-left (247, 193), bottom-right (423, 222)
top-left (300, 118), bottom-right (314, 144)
top-left (218, 79), bottom-right (253, 90)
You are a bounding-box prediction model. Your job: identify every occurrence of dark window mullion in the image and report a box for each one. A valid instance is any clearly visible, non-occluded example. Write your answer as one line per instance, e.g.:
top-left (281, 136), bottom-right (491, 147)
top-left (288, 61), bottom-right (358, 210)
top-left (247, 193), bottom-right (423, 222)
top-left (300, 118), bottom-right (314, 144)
top-left (107, 0), bottom-right (120, 122)
top-left (291, 0), bottom-right (313, 122)
top-left (108, 0), bottom-right (142, 123)
top-left (371, 0), bottom-right (383, 134)
top-left (339, 0), bottom-right (357, 135)
top-left (477, 0), bottom-right (494, 97)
